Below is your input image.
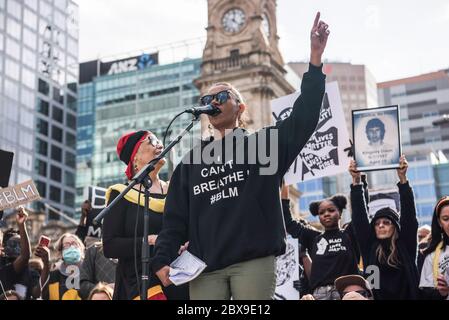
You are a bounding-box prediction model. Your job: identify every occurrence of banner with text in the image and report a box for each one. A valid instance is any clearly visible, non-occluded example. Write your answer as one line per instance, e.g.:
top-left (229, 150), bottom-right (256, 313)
top-left (271, 82), bottom-right (351, 185)
top-left (0, 180), bottom-right (41, 211)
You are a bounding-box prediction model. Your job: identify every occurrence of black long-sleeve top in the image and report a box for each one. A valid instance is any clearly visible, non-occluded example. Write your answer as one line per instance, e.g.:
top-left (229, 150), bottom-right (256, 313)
top-left (102, 188), bottom-right (188, 300)
top-left (281, 199), bottom-right (360, 290)
top-left (152, 64), bottom-right (326, 274)
top-left (351, 181), bottom-right (420, 300)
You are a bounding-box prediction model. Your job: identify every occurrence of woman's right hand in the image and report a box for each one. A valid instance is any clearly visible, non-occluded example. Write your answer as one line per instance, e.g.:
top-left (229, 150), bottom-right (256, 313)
top-left (437, 274), bottom-right (449, 298)
top-left (155, 266), bottom-right (173, 287)
top-left (349, 160), bottom-right (361, 185)
top-left (148, 235), bottom-right (158, 246)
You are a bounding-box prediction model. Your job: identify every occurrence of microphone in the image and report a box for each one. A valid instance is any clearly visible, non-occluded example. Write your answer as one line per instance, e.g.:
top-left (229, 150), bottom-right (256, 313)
top-left (185, 104), bottom-right (221, 116)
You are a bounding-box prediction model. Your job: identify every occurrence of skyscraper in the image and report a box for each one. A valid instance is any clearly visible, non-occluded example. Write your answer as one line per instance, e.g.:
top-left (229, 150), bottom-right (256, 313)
top-left (0, 0), bottom-right (79, 219)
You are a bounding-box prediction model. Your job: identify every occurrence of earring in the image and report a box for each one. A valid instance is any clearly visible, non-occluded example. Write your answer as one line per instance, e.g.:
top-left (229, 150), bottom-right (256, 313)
top-left (208, 123), bottom-right (214, 136)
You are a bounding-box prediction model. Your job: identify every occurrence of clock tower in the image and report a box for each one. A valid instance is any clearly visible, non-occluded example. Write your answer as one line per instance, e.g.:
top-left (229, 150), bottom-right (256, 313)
top-left (194, 0), bottom-right (295, 133)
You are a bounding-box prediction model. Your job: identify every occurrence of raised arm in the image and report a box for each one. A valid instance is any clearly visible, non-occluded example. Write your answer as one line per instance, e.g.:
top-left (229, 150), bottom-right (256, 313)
top-left (75, 200), bottom-right (91, 243)
top-left (396, 156), bottom-right (418, 260)
top-left (281, 184), bottom-right (320, 242)
top-left (13, 208), bottom-right (31, 275)
top-left (277, 12), bottom-right (328, 176)
top-left (349, 160), bottom-right (373, 264)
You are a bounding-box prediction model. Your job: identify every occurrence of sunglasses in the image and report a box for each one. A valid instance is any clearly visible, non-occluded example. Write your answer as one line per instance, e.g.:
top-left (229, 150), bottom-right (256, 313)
top-left (200, 90), bottom-right (238, 106)
top-left (374, 219), bottom-right (393, 227)
top-left (342, 290), bottom-right (371, 299)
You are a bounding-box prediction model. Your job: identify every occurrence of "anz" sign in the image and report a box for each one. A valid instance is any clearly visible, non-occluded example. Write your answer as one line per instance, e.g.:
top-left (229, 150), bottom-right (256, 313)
top-left (104, 53), bottom-right (158, 76)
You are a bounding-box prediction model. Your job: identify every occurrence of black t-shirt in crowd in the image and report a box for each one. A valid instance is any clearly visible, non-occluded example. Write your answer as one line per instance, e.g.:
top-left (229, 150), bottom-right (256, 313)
top-left (308, 228), bottom-right (360, 290)
top-left (0, 262), bottom-right (18, 292)
top-left (376, 256), bottom-right (409, 300)
top-left (0, 261), bottom-right (38, 300)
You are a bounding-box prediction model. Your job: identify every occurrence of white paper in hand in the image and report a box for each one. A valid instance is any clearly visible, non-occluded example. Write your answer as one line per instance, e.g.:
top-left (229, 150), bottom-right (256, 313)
top-left (169, 250), bottom-right (207, 286)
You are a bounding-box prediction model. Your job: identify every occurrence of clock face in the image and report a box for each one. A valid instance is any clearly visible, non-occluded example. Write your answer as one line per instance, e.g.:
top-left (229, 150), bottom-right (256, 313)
top-left (222, 8), bottom-right (246, 33)
top-left (262, 14), bottom-right (270, 38)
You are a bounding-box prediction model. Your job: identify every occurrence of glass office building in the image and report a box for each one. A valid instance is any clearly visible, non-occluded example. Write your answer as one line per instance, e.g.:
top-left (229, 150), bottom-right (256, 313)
top-left (0, 0), bottom-right (79, 219)
top-left (76, 57), bottom-right (202, 209)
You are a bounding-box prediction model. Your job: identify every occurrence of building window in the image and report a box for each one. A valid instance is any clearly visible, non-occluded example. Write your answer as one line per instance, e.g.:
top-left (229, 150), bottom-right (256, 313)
top-left (52, 106), bottom-right (63, 123)
top-left (36, 119), bottom-right (49, 136)
top-left (35, 181), bottom-right (47, 197)
top-left (7, 0), bottom-right (22, 20)
top-left (51, 125), bottom-right (63, 142)
top-left (23, 9), bottom-right (37, 29)
top-left (64, 191), bottom-right (75, 207)
top-left (51, 145), bottom-right (62, 162)
top-left (66, 113), bottom-right (76, 129)
top-left (35, 159), bottom-right (47, 177)
top-left (230, 49), bottom-right (239, 59)
top-left (53, 87), bottom-right (64, 104)
top-left (37, 98), bottom-right (49, 115)
top-left (23, 27), bottom-right (37, 50)
top-left (36, 139), bottom-right (48, 156)
top-left (67, 94), bottom-right (77, 112)
top-left (49, 186), bottom-right (61, 202)
top-left (38, 78), bottom-right (50, 95)
top-left (22, 67), bottom-right (36, 89)
top-left (50, 165), bottom-right (62, 182)
top-left (5, 58), bottom-right (20, 81)
top-left (65, 171), bottom-right (75, 188)
top-left (6, 20), bottom-right (21, 43)
top-left (66, 132), bottom-right (76, 148)
top-left (65, 152), bottom-right (76, 168)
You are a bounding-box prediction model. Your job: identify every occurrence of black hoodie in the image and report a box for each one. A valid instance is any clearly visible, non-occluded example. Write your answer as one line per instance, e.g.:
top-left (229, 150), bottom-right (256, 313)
top-left (351, 181), bottom-right (420, 300)
top-left (152, 64), bottom-right (326, 273)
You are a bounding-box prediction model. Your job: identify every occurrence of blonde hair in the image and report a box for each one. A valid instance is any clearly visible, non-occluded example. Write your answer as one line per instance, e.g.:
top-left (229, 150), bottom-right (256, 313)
top-left (87, 282), bottom-right (114, 300)
top-left (210, 82), bottom-right (248, 128)
top-left (375, 228), bottom-right (401, 268)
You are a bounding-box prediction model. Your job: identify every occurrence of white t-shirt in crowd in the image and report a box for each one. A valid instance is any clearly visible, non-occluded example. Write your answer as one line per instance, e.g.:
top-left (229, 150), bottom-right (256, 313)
top-left (419, 245), bottom-right (449, 300)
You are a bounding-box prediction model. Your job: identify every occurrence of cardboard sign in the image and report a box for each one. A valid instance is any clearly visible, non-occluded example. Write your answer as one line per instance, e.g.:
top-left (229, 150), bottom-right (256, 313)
top-left (0, 180), bottom-right (41, 211)
top-left (83, 186), bottom-right (107, 238)
top-left (368, 188), bottom-right (400, 220)
top-left (274, 236), bottom-right (300, 300)
top-left (271, 82), bottom-right (351, 185)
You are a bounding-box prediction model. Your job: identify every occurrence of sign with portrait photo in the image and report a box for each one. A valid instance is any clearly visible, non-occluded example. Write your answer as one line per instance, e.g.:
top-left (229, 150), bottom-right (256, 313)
top-left (352, 105), bottom-right (401, 171)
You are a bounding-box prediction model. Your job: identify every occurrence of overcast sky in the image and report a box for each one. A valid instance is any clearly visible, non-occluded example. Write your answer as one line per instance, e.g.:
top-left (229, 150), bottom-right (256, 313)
top-left (73, 0), bottom-right (449, 82)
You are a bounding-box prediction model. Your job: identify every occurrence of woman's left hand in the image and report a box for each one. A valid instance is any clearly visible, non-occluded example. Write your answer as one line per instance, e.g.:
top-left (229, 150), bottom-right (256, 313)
top-left (178, 241), bottom-right (189, 255)
top-left (397, 155), bottom-right (408, 184)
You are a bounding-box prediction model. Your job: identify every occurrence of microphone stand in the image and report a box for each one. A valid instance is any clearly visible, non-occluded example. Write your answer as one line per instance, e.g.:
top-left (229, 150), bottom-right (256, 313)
top-left (94, 114), bottom-right (200, 300)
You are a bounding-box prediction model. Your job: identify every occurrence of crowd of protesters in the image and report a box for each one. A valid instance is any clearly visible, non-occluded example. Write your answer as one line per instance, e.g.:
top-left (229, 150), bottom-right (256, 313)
top-left (1, 154), bottom-right (448, 300)
top-left (1, 12), bottom-right (448, 301)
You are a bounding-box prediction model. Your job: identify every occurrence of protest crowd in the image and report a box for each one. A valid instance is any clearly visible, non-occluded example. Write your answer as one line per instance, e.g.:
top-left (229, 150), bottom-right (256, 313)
top-left (1, 12), bottom-right (448, 301)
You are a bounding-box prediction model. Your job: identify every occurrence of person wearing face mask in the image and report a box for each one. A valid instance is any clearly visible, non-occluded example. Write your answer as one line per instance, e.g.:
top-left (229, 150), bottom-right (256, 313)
top-left (350, 156), bottom-right (420, 300)
top-left (102, 130), bottom-right (188, 300)
top-left (0, 208), bottom-right (32, 299)
top-left (42, 233), bottom-right (85, 300)
top-left (419, 197), bottom-right (449, 300)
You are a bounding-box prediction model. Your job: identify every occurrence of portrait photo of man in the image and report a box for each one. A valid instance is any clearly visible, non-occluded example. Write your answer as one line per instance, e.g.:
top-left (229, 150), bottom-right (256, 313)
top-left (352, 106), bottom-right (401, 171)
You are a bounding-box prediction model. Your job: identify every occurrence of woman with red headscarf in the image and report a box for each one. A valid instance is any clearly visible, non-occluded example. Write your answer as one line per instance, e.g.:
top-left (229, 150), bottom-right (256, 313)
top-left (102, 130), bottom-right (188, 300)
